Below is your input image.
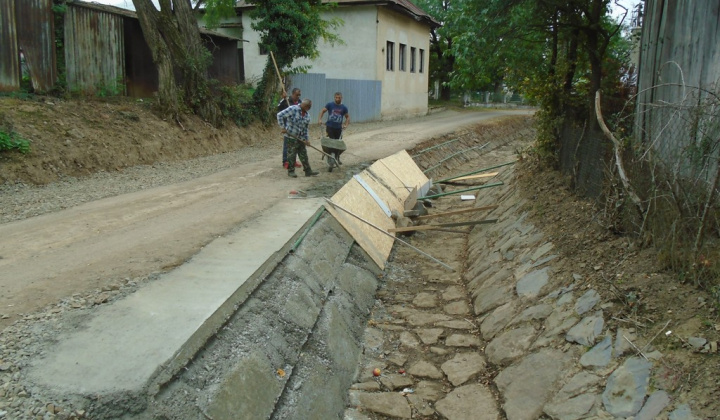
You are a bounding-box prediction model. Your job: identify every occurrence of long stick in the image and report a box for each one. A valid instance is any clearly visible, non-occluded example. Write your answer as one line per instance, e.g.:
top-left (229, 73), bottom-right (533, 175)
top-left (306, 142), bottom-right (338, 161)
top-left (435, 161), bottom-right (516, 184)
top-left (640, 320), bottom-right (672, 352)
top-left (269, 51), bottom-right (285, 95)
top-left (423, 228), bottom-right (468, 234)
top-left (420, 182), bottom-right (503, 200)
top-left (388, 219), bottom-right (497, 233)
top-left (415, 205), bottom-right (499, 221)
top-left (595, 90), bottom-right (644, 216)
top-left (286, 133), bottom-right (339, 162)
top-left (439, 172), bottom-right (499, 183)
top-left (324, 198), bottom-right (454, 271)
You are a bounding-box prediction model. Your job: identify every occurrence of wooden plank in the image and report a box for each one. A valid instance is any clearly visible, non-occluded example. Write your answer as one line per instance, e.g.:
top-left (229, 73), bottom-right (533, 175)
top-left (388, 219), bottom-right (498, 233)
top-left (415, 205), bottom-right (499, 221)
top-left (404, 187), bottom-right (418, 212)
top-left (379, 150), bottom-right (429, 187)
top-left (441, 172), bottom-right (499, 182)
top-left (367, 159), bottom-right (425, 205)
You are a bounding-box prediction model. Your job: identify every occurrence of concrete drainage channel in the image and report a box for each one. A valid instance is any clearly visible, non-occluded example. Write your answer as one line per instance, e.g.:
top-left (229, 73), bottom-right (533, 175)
top-left (140, 213), bottom-right (383, 420)
top-left (134, 118), bottom-right (533, 419)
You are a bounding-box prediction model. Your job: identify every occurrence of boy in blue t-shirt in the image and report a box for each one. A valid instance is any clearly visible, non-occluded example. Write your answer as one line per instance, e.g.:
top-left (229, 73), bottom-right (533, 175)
top-left (318, 92), bottom-right (350, 139)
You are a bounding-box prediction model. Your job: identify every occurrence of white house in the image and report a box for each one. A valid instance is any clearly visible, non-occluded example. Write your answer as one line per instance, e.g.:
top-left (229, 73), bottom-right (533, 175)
top-left (234, 0), bottom-right (440, 121)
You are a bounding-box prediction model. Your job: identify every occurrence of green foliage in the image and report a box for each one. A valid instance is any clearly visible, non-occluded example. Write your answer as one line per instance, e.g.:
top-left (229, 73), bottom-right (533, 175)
top-left (95, 77), bottom-right (126, 98)
top-left (200, 0), bottom-right (237, 30)
top-left (417, 0), bottom-right (635, 130)
top-left (0, 129), bottom-right (30, 154)
top-left (51, 0), bottom-right (68, 96)
top-left (413, 0), bottom-right (459, 98)
top-left (248, 0), bottom-right (341, 65)
top-left (247, 0), bottom-right (341, 120)
top-left (216, 83), bottom-right (257, 126)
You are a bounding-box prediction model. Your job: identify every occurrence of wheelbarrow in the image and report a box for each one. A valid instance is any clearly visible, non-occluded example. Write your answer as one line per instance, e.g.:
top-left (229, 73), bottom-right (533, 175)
top-left (320, 136), bottom-right (346, 172)
top-left (285, 133), bottom-right (342, 171)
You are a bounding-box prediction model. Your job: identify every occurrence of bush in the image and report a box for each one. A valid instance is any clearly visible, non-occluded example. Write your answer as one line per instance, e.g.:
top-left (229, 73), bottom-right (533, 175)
top-left (216, 83), bottom-right (257, 127)
top-left (0, 129), bottom-right (30, 154)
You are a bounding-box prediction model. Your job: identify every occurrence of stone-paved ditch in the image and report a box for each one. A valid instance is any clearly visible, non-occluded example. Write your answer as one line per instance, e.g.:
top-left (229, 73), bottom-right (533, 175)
top-left (342, 116), bottom-right (707, 420)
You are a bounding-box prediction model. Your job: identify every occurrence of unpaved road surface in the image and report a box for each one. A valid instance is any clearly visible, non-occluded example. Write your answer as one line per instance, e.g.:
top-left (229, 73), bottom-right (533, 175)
top-left (0, 109), bottom-right (532, 327)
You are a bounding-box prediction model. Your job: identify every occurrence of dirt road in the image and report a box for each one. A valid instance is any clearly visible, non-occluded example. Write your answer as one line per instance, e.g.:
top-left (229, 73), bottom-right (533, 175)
top-left (0, 109), bottom-right (531, 327)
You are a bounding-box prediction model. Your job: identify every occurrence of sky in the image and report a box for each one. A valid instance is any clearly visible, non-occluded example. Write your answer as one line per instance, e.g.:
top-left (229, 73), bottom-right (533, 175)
top-left (93, 0), bottom-right (138, 10)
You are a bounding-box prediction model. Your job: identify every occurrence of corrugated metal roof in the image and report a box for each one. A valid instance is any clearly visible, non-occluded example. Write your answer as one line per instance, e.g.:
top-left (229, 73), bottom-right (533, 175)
top-left (68, 0), bottom-right (246, 41)
top-left (235, 0), bottom-right (440, 28)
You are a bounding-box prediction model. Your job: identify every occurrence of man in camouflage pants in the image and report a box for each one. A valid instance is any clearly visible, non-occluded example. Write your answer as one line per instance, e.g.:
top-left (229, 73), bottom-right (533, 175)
top-left (277, 99), bottom-right (320, 178)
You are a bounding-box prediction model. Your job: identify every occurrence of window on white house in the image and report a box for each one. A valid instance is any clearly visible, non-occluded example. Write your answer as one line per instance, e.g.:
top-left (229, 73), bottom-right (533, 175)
top-left (386, 41), bottom-right (395, 71)
top-left (259, 44), bottom-right (268, 55)
top-left (410, 47), bottom-right (416, 72)
top-left (399, 44), bottom-right (406, 71)
top-left (419, 49), bottom-right (425, 73)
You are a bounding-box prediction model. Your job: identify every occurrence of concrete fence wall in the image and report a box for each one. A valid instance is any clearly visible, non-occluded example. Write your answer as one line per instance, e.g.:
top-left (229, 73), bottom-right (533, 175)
top-left (635, 0), bottom-right (720, 183)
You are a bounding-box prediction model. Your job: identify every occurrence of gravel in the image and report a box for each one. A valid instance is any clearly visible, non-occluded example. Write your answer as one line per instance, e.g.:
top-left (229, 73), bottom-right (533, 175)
top-left (0, 119), bottom-right (398, 225)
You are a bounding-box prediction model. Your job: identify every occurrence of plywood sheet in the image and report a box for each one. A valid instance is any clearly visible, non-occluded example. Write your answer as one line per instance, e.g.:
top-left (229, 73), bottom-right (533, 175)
top-left (354, 173), bottom-right (404, 216)
top-left (368, 150), bottom-right (431, 201)
top-left (324, 179), bottom-right (395, 269)
top-left (324, 149), bottom-right (430, 270)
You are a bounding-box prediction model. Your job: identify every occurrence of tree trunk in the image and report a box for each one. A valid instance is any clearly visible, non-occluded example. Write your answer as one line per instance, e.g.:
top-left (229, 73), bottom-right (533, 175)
top-left (133, 0), bottom-right (221, 124)
top-left (252, 58), bottom-right (281, 123)
top-left (563, 28), bottom-right (579, 95)
top-left (584, 0), bottom-right (607, 131)
top-left (132, 0), bottom-right (179, 115)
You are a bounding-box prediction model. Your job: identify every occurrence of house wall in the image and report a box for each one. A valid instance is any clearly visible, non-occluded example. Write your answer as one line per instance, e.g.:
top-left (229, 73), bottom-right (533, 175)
top-left (240, 13), bottom-right (264, 85)
top-left (635, 0), bottom-right (720, 182)
top-left (241, 6), bottom-right (379, 84)
top-left (241, 4), bottom-right (431, 121)
top-left (376, 7), bottom-right (430, 119)
top-left (294, 6), bottom-right (379, 81)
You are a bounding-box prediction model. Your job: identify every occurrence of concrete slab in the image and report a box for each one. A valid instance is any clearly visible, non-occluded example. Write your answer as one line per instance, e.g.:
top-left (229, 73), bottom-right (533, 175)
top-left (27, 198), bottom-right (324, 395)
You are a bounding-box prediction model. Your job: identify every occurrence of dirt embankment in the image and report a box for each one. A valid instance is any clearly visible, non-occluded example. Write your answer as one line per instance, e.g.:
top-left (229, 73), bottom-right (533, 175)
top-left (0, 96), bottom-right (275, 185)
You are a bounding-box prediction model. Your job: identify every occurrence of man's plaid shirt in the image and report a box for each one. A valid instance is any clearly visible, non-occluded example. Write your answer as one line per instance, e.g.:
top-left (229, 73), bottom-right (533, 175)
top-left (277, 105), bottom-right (310, 141)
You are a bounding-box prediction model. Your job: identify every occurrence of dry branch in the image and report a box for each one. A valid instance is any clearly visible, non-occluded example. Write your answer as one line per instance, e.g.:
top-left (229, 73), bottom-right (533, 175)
top-left (595, 90), bottom-right (645, 217)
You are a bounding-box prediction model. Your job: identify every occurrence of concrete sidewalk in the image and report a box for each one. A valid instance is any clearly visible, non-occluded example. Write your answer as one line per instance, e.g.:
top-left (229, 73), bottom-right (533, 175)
top-left (27, 198), bottom-right (324, 398)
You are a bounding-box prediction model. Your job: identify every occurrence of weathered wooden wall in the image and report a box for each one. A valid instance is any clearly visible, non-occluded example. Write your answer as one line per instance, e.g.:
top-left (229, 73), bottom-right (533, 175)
top-left (0, 0), bottom-right (55, 92)
top-left (65, 4), bottom-right (126, 95)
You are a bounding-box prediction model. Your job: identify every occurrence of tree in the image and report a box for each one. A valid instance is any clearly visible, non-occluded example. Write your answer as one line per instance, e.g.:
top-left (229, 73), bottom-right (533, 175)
top-left (131, 0), bottom-right (337, 125)
top-left (414, 0), bottom-right (460, 100)
top-left (133, 0), bottom-right (221, 124)
top-left (247, 0), bottom-right (341, 120)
